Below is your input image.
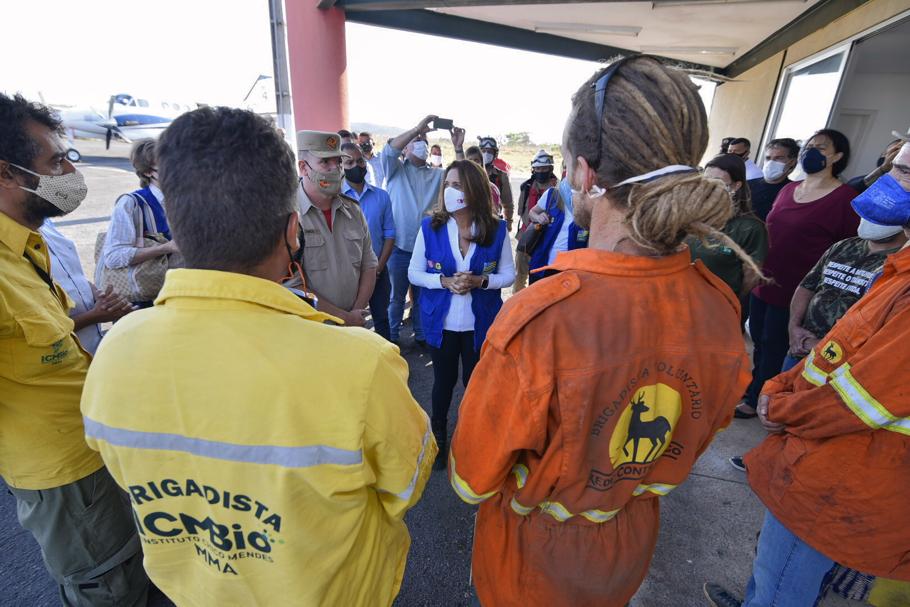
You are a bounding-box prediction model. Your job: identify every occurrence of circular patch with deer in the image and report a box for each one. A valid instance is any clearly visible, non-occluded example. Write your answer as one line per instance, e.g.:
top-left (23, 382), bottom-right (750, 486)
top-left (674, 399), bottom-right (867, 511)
top-left (609, 384), bottom-right (682, 467)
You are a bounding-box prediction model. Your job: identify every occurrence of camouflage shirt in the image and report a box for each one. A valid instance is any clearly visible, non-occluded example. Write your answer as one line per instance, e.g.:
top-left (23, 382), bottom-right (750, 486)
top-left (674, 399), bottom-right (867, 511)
top-left (800, 237), bottom-right (900, 337)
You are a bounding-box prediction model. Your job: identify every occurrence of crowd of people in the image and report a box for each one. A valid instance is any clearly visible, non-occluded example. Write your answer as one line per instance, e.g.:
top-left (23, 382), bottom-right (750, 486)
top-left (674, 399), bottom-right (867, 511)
top-left (1, 51), bottom-right (909, 607)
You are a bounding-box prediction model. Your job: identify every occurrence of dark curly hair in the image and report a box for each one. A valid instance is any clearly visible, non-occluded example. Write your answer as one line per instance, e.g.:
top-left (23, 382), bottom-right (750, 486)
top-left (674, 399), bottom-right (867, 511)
top-left (157, 107), bottom-right (298, 273)
top-left (0, 93), bottom-right (62, 170)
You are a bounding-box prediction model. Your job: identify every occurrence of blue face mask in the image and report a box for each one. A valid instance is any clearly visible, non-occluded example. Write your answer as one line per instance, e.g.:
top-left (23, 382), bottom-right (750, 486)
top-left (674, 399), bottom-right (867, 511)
top-left (800, 147), bottom-right (827, 175)
top-left (851, 173), bottom-right (910, 226)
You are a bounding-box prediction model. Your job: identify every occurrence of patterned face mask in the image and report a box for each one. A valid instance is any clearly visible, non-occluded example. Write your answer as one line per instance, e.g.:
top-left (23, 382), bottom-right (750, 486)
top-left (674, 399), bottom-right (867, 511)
top-left (10, 163), bottom-right (88, 214)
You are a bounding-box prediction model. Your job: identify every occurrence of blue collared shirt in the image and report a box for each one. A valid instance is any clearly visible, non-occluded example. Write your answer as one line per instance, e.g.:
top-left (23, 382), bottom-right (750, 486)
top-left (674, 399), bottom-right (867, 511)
top-left (381, 144), bottom-right (444, 252)
top-left (343, 180), bottom-right (396, 258)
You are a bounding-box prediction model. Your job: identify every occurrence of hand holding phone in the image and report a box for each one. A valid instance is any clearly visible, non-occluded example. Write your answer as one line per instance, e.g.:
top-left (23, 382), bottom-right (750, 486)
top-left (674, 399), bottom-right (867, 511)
top-left (433, 118), bottom-right (454, 130)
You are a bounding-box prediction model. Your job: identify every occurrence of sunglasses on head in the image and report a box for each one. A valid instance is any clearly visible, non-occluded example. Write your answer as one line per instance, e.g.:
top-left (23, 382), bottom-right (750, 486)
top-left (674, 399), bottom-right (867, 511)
top-left (591, 55), bottom-right (638, 168)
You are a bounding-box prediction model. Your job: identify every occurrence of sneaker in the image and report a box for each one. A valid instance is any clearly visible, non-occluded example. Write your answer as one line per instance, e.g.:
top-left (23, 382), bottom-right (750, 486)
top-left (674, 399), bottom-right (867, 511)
top-left (729, 456), bottom-right (746, 472)
top-left (703, 582), bottom-right (742, 607)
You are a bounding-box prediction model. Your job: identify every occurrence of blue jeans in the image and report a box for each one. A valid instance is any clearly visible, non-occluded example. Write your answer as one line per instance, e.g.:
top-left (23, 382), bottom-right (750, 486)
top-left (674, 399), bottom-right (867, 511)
top-left (388, 247), bottom-right (423, 342)
top-left (745, 295), bottom-right (790, 407)
top-left (369, 268), bottom-right (392, 341)
top-left (781, 354), bottom-right (801, 373)
top-left (744, 510), bottom-right (835, 607)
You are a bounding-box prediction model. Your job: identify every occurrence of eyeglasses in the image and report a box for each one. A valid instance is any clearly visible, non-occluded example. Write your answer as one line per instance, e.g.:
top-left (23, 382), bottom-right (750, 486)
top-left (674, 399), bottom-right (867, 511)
top-left (591, 55), bottom-right (637, 168)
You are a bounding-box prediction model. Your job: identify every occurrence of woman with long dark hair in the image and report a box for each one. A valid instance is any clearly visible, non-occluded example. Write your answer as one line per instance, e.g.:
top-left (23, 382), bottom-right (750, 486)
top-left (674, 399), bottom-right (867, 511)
top-left (738, 129), bottom-right (859, 418)
top-left (408, 159), bottom-right (515, 468)
top-left (689, 153), bottom-right (768, 303)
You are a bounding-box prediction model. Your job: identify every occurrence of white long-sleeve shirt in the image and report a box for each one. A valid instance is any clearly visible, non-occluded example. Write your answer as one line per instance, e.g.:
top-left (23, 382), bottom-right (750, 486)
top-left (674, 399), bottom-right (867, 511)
top-left (408, 218), bottom-right (515, 332)
top-left (40, 220), bottom-right (104, 355)
top-left (100, 184), bottom-right (167, 270)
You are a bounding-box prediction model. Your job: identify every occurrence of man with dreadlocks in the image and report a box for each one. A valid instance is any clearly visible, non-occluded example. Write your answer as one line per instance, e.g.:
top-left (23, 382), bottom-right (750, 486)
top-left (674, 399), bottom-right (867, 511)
top-left (447, 56), bottom-right (753, 606)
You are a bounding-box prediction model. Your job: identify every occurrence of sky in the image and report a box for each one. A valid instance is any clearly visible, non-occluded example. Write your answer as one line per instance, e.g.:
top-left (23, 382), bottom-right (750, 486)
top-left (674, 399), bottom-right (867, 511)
top-left (3, 1), bottom-right (715, 145)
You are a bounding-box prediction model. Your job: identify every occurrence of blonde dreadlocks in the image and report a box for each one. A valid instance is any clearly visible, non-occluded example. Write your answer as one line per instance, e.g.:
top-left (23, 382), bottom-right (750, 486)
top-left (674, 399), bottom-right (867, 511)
top-left (564, 56), bottom-right (764, 280)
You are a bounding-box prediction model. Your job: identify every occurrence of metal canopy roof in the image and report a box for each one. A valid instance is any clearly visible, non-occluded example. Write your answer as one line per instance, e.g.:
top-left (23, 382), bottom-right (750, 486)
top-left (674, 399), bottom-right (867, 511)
top-left (330, 0), bottom-right (871, 77)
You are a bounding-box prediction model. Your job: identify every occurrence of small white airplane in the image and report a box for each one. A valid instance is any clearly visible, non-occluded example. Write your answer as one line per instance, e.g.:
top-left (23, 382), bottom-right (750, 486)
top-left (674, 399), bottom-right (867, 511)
top-left (50, 79), bottom-right (273, 160)
top-left (54, 93), bottom-right (196, 159)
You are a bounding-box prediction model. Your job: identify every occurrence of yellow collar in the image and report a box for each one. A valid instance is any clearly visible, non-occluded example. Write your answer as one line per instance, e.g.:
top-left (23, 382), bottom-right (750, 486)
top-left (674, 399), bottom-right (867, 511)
top-left (155, 268), bottom-right (340, 324)
top-left (0, 210), bottom-right (35, 257)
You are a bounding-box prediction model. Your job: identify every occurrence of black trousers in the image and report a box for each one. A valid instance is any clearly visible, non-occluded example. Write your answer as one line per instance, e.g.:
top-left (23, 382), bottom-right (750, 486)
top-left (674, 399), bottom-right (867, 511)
top-left (429, 330), bottom-right (479, 432)
top-left (745, 294), bottom-right (790, 407)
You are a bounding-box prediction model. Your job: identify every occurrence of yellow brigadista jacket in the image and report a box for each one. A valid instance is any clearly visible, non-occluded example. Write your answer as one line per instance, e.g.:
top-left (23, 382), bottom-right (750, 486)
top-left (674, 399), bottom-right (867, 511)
top-left (81, 269), bottom-right (436, 607)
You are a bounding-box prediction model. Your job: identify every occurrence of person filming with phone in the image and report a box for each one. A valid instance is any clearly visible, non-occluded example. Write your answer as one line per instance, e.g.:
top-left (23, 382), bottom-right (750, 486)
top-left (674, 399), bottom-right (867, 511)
top-left (382, 115), bottom-right (464, 347)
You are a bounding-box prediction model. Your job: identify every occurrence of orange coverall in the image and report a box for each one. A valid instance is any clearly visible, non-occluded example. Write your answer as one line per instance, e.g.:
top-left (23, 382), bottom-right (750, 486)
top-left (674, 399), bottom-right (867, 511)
top-left (746, 245), bottom-right (910, 581)
top-left (449, 248), bottom-right (752, 606)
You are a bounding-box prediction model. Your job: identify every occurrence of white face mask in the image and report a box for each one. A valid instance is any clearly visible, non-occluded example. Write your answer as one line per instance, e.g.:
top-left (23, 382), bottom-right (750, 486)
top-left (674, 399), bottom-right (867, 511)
top-left (482, 152), bottom-right (495, 166)
top-left (410, 140), bottom-right (429, 160)
top-left (857, 218), bottom-right (903, 241)
top-left (762, 160), bottom-right (789, 183)
top-left (444, 187), bottom-right (467, 213)
top-left (430, 154), bottom-right (443, 165)
top-left (11, 163), bottom-right (87, 214)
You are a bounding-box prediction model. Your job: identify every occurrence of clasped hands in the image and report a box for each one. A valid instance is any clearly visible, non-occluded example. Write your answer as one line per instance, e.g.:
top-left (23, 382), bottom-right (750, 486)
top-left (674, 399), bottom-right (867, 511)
top-left (440, 272), bottom-right (483, 295)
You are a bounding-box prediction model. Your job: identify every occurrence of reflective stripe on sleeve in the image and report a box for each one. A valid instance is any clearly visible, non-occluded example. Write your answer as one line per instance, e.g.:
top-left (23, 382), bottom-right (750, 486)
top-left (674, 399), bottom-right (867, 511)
top-left (632, 483), bottom-right (677, 496)
top-left (511, 464), bottom-right (529, 489)
top-left (394, 420), bottom-right (433, 501)
top-left (829, 365), bottom-right (910, 436)
top-left (449, 453), bottom-right (497, 505)
top-left (83, 417), bottom-right (363, 467)
top-left (801, 351), bottom-right (829, 387)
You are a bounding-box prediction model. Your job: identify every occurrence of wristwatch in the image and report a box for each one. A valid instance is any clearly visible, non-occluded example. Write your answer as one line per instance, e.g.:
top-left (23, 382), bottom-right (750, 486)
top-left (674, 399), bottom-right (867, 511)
top-left (480, 276), bottom-right (489, 289)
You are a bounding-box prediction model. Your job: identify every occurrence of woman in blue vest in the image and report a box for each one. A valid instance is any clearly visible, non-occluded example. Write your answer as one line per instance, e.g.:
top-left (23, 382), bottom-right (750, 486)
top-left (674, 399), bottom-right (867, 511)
top-left (527, 177), bottom-right (589, 284)
top-left (408, 159), bottom-right (515, 468)
top-left (98, 138), bottom-right (178, 306)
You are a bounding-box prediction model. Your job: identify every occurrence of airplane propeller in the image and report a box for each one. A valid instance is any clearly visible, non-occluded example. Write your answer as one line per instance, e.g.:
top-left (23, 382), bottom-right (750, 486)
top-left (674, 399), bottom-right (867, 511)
top-left (105, 96), bottom-right (117, 149)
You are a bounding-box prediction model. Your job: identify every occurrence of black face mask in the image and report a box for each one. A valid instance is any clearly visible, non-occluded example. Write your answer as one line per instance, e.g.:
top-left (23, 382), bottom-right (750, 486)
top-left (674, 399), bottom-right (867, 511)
top-left (532, 171), bottom-right (554, 183)
top-left (344, 166), bottom-right (368, 184)
top-left (360, 142), bottom-right (373, 155)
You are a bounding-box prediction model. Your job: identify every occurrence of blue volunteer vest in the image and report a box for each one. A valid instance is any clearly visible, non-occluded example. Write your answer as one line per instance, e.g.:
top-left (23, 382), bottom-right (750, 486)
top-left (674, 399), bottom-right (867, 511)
top-left (529, 188), bottom-right (589, 272)
top-left (419, 217), bottom-right (507, 351)
top-left (133, 187), bottom-right (171, 240)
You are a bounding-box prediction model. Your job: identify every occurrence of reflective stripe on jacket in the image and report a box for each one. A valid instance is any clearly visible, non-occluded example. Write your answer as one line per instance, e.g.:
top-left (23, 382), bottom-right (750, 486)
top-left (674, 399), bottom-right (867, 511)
top-left (746, 245), bottom-right (910, 579)
top-left (81, 269), bottom-right (436, 607)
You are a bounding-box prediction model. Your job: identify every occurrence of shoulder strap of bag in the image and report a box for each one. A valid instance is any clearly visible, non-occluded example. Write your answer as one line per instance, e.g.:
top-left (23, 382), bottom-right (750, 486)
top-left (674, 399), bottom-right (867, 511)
top-left (127, 192), bottom-right (149, 245)
top-left (23, 252), bottom-right (55, 293)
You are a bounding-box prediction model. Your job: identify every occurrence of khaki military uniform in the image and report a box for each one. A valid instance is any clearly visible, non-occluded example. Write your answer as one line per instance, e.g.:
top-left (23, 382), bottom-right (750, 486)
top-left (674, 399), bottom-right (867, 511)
top-left (296, 184), bottom-right (377, 311)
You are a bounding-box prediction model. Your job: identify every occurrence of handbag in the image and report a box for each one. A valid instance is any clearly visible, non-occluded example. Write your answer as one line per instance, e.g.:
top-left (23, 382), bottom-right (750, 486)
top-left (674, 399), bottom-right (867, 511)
top-left (95, 194), bottom-right (182, 302)
top-left (516, 186), bottom-right (562, 255)
top-left (516, 223), bottom-right (545, 255)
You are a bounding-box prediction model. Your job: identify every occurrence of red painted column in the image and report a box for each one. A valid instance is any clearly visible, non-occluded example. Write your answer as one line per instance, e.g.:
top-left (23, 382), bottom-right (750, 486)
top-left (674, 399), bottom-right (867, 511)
top-left (284, 1), bottom-right (348, 131)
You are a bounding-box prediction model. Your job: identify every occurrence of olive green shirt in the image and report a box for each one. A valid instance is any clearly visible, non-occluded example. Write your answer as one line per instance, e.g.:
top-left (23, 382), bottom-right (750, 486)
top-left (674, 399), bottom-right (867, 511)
top-left (294, 184), bottom-right (377, 311)
top-left (688, 214), bottom-right (768, 297)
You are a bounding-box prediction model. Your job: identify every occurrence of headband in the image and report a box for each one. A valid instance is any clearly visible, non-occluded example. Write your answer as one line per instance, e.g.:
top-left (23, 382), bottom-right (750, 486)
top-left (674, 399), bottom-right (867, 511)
top-left (614, 165), bottom-right (697, 187)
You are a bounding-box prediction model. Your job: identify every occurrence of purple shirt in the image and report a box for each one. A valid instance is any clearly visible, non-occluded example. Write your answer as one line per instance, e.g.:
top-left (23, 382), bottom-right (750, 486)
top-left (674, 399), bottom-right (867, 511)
top-left (753, 182), bottom-right (859, 308)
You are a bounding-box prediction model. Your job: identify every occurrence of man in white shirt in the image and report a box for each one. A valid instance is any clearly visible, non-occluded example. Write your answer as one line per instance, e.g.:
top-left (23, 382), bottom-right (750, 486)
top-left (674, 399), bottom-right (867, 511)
top-left (728, 137), bottom-right (764, 181)
top-left (40, 220), bottom-right (133, 354)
